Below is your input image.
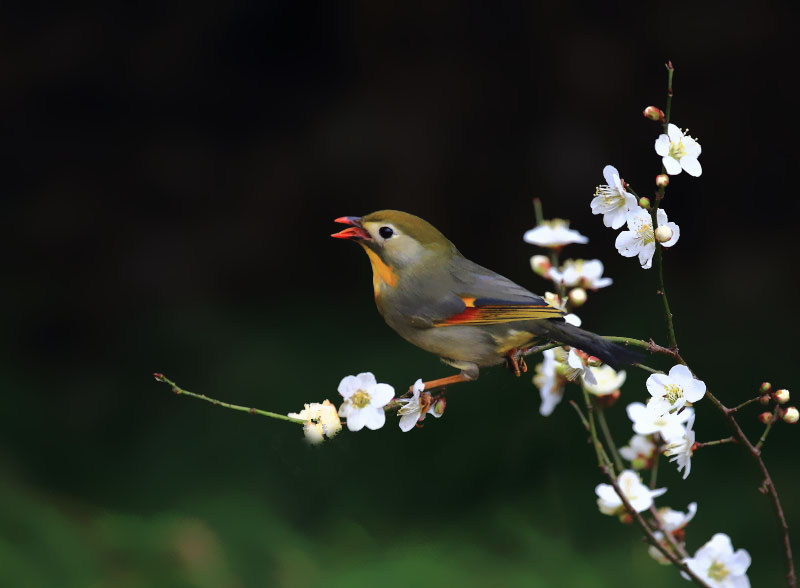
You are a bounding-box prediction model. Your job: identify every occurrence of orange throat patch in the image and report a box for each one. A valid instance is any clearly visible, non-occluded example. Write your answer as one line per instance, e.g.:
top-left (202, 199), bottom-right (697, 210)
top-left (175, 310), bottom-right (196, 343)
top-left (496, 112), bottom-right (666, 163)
top-left (361, 245), bottom-right (398, 296)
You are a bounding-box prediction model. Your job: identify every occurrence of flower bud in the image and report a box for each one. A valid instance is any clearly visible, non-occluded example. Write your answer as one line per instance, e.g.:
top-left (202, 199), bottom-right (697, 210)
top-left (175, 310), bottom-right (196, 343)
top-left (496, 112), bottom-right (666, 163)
top-left (758, 412), bottom-right (774, 425)
top-left (530, 255), bottom-right (552, 276)
top-left (568, 287), bottom-right (587, 308)
top-left (782, 406), bottom-right (799, 424)
top-left (631, 457), bottom-right (648, 470)
top-left (655, 226), bottom-right (674, 243)
top-left (759, 381), bottom-right (772, 394)
top-left (432, 397), bottom-right (447, 416)
top-left (773, 389), bottom-right (790, 404)
top-left (643, 106), bottom-right (665, 122)
top-left (655, 174), bottom-right (670, 188)
top-left (638, 197), bottom-right (651, 209)
top-left (619, 513), bottom-right (634, 524)
top-left (759, 394), bottom-right (771, 406)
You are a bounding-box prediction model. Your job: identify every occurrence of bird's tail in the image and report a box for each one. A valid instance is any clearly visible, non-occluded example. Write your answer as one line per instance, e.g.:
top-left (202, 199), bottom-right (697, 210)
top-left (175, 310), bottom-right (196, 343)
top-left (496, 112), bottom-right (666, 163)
top-left (537, 321), bottom-right (643, 369)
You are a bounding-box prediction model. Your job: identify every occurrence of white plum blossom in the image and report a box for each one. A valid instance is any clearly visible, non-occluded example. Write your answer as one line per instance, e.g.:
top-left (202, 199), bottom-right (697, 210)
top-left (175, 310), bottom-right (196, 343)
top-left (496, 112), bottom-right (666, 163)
top-left (564, 313), bottom-right (582, 327)
top-left (397, 379), bottom-right (441, 432)
top-left (627, 402), bottom-right (694, 443)
top-left (660, 502), bottom-right (698, 533)
top-left (615, 208), bottom-right (680, 269)
top-left (647, 364), bottom-right (706, 416)
top-left (583, 365), bottom-right (626, 397)
top-left (649, 502), bottom-right (698, 564)
top-left (548, 259), bottom-right (613, 290)
top-left (655, 123), bottom-right (702, 177)
top-left (534, 348), bottom-right (567, 416)
top-left (591, 165), bottom-right (638, 229)
top-left (619, 434), bottom-right (657, 466)
top-left (288, 400), bottom-right (342, 444)
top-left (665, 413), bottom-right (696, 479)
top-left (523, 219), bottom-right (588, 248)
top-left (683, 533), bottom-right (751, 588)
top-left (595, 469), bottom-right (666, 516)
top-left (565, 348), bottom-right (597, 386)
top-left (337, 372), bottom-right (394, 432)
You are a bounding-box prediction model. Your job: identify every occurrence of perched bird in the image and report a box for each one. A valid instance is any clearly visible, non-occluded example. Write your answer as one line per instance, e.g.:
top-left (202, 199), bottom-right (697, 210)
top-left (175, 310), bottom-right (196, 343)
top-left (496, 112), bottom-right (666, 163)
top-left (332, 210), bottom-right (640, 392)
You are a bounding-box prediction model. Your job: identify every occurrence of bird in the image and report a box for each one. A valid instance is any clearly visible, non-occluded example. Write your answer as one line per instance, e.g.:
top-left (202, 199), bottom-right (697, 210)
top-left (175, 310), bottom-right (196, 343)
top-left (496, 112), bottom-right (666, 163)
top-left (332, 210), bottom-right (640, 393)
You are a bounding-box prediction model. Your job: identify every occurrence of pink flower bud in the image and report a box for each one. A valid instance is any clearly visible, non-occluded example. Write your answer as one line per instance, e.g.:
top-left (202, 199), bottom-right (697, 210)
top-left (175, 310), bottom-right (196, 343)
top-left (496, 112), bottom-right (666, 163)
top-left (773, 389), bottom-right (790, 404)
top-left (782, 406), bottom-right (799, 424)
top-left (432, 397), bottom-right (447, 416)
top-left (530, 255), bottom-right (552, 276)
top-left (759, 381), bottom-right (772, 394)
top-left (759, 394), bottom-right (771, 406)
top-left (655, 174), bottom-right (670, 188)
top-left (643, 106), bottom-right (665, 122)
top-left (758, 412), bottom-right (774, 425)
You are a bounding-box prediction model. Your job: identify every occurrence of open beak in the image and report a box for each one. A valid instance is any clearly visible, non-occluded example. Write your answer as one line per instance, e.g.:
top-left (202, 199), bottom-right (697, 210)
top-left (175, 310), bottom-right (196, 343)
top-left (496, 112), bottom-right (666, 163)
top-left (331, 216), bottom-right (370, 240)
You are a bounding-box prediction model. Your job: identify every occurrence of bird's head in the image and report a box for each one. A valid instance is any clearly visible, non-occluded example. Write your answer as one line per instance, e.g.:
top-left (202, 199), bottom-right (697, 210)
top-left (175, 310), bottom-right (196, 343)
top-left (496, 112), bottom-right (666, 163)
top-left (331, 210), bottom-right (457, 271)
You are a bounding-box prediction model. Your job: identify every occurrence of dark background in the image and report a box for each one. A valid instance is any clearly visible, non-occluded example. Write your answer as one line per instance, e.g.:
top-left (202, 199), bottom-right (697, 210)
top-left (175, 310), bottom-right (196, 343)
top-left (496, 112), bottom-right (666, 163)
top-left (1, 1), bottom-right (797, 586)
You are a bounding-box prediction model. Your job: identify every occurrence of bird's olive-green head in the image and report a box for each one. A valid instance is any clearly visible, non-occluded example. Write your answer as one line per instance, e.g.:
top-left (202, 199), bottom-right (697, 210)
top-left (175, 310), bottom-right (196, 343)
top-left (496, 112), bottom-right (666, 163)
top-left (331, 210), bottom-right (457, 270)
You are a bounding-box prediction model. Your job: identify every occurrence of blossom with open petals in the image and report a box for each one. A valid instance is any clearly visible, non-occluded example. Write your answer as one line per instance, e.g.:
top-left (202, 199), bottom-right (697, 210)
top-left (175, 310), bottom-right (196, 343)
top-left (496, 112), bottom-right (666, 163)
top-left (615, 208), bottom-right (680, 269)
top-left (665, 413), bottom-right (696, 479)
top-left (337, 372), bottom-right (394, 431)
top-left (591, 165), bottom-right (638, 229)
top-left (619, 434), bottom-right (657, 468)
top-left (649, 502), bottom-right (698, 564)
top-left (583, 365), bottom-right (626, 397)
top-left (288, 400), bottom-right (342, 444)
top-left (595, 469), bottom-right (666, 516)
top-left (548, 259), bottom-right (613, 290)
top-left (655, 123), bottom-right (702, 177)
top-left (627, 402), bottom-right (694, 443)
top-left (523, 219), bottom-right (588, 248)
top-left (647, 364), bottom-right (706, 415)
top-left (397, 379), bottom-right (441, 432)
top-left (534, 349), bottom-right (568, 416)
top-left (565, 348), bottom-right (598, 386)
top-left (683, 533), bottom-right (751, 588)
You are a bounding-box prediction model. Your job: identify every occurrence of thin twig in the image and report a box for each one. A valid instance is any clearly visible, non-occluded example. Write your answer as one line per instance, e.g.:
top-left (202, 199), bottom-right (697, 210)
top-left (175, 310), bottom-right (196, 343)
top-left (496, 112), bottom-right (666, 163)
top-left (730, 396), bottom-right (761, 413)
top-left (694, 437), bottom-right (737, 449)
top-left (596, 405), bottom-right (623, 474)
top-left (153, 373), bottom-right (305, 425)
top-left (756, 406), bottom-right (781, 452)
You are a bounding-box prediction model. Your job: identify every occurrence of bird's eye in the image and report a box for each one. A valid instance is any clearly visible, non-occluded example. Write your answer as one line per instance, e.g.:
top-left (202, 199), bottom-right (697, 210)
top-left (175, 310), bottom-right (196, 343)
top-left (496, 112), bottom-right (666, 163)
top-left (379, 226), bottom-right (394, 239)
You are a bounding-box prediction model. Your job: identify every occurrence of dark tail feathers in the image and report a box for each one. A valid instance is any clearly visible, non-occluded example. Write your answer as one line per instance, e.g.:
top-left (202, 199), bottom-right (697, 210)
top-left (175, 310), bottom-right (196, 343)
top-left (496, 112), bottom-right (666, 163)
top-left (539, 321), bottom-right (643, 369)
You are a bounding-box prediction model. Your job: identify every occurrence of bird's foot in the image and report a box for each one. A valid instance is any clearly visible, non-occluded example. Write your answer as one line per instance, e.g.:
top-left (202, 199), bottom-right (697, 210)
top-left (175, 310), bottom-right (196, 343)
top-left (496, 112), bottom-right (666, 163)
top-left (505, 348), bottom-right (527, 377)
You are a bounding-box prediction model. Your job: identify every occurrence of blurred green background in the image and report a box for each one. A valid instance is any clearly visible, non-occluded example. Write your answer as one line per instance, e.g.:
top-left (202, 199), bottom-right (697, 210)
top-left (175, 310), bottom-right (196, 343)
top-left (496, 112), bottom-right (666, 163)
top-left (2, 1), bottom-right (798, 586)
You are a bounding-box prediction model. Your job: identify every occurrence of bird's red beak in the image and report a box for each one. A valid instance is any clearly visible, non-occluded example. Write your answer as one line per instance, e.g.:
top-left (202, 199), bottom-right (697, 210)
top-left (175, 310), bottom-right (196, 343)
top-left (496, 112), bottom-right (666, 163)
top-left (331, 216), bottom-right (370, 240)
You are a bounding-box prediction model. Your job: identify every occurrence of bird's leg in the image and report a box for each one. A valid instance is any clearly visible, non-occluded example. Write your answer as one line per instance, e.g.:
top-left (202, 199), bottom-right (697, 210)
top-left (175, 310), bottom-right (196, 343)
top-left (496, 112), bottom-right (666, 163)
top-left (504, 348), bottom-right (527, 377)
top-left (411, 372), bottom-right (473, 393)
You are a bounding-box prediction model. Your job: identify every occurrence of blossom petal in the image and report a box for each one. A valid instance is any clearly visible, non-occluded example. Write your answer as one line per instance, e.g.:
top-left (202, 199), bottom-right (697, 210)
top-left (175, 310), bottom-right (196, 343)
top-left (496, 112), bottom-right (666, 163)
top-left (398, 410), bottom-right (418, 432)
top-left (680, 156), bottom-right (702, 177)
top-left (614, 231), bottom-right (640, 258)
top-left (346, 407), bottom-right (368, 431)
top-left (356, 372), bottom-right (377, 389)
top-left (638, 243), bottom-right (655, 269)
top-left (337, 375), bottom-right (360, 398)
top-left (666, 123), bottom-right (682, 142)
top-left (370, 383), bottom-right (395, 407)
top-left (602, 165), bottom-right (619, 186)
top-left (662, 156), bottom-right (682, 175)
top-left (363, 406), bottom-right (386, 430)
top-left (646, 373), bottom-right (670, 397)
top-left (728, 549), bottom-right (752, 575)
top-left (654, 135), bottom-right (670, 156)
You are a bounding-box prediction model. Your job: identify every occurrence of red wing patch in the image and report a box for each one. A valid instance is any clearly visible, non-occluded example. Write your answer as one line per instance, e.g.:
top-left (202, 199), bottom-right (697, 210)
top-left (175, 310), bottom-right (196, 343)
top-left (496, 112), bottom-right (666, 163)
top-left (434, 296), bottom-right (563, 326)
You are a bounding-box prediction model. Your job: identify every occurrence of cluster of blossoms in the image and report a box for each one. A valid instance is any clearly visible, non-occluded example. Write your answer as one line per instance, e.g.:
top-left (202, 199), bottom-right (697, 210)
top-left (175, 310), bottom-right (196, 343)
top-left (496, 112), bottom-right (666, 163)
top-left (288, 372), bottom-right (444, 444)
top-left (591, 164), bottom-right (681, 269)
top-left (523, 216), bottom-right (625, 417)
